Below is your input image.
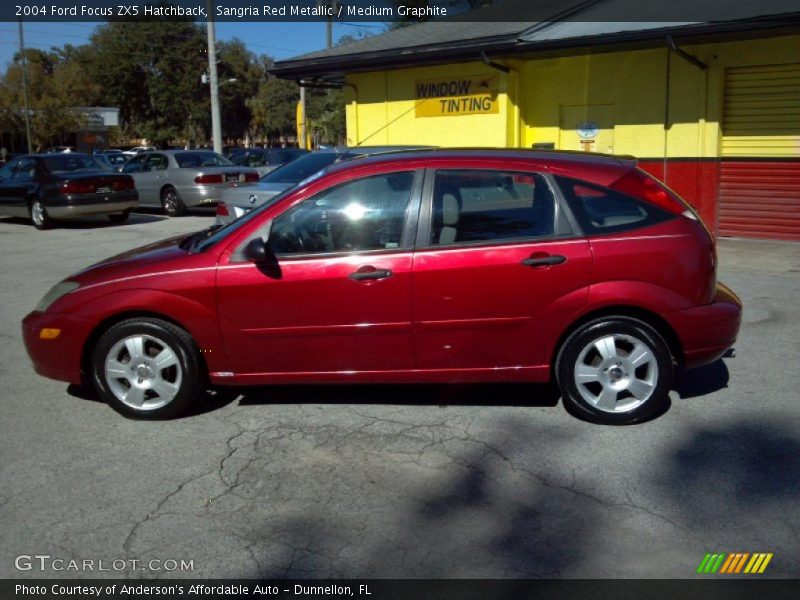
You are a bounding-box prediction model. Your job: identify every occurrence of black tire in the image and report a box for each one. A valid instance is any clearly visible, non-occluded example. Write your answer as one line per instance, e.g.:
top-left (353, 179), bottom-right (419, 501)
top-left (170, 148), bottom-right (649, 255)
top-left (161, 187), bottom-right (187, 217)
top-left (108, 209), bottom-right (131, 223)
top-left (555, 317), bottom-right (673, 424)
top-left (30, 198), bottom-right (55, 230)
top-left (92, 317), bottom-right (205, 419)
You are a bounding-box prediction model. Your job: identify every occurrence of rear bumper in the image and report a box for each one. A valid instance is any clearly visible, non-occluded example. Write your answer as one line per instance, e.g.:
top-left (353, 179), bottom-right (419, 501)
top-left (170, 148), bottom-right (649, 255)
top-left (22, 311), bottom-right (93, 385)
top-left (47, 192), bottom-right (138, 218)
top-left (180, 185), bottom-right (239, 207)
top-left (670, 282), bottom-right (743, 368)
top-left (48, 200), bottom-right (138, 218)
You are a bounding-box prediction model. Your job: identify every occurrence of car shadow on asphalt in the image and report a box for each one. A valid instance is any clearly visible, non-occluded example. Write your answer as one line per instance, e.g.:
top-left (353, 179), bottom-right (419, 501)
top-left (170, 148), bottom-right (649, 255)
top-left (235, 382), bottom-right (562, 409)
top-left (673, 359), bottom-right (730, 399)
top-left (66, 360), bottom-right (729, 421)
top-left (66, 384), bottom-right (241, 418)
top-left (0, 213), bottom-right (167, 229)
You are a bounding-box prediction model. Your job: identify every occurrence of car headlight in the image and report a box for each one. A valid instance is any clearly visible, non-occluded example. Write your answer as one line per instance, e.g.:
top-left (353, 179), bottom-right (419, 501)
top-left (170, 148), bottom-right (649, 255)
top-left (35, 281), bottom-right (80, 312)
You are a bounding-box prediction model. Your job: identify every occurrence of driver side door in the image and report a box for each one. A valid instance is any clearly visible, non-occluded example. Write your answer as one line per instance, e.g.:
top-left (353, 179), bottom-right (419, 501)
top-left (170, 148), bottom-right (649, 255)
top-left (216, 169), bottom-right (423, 382)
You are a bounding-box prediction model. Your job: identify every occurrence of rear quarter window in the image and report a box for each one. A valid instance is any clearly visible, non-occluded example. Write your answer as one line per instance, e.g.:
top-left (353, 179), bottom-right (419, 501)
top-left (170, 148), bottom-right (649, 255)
top-left (555, 175), bottom-right (673, 235)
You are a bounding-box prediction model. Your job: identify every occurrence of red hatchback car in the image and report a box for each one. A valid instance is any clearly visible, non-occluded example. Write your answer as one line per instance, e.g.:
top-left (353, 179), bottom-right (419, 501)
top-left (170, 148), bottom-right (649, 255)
top-left (22, 150), bottom-right (741, 423)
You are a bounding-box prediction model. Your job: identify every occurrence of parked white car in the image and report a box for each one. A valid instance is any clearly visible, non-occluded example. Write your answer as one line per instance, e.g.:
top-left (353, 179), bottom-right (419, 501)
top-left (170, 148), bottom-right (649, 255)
top-left (122, 146), bottom-right (155, 157)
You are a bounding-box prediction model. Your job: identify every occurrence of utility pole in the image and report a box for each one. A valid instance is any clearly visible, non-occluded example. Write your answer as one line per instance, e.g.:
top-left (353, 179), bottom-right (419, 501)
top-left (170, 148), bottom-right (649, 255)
top-left (326, 1), bottom-right (336, 49)
top-left (299, 85), bottom-right (307, 150)
top-left (206, 0), bottom-right (222, 154)
top-left (18, 18), bottom-right (32, 152)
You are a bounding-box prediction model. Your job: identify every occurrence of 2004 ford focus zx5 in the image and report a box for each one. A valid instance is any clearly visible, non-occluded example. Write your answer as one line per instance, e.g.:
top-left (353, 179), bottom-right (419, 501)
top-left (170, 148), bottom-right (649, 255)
top-left (22, 150), bottom-right (742, 424)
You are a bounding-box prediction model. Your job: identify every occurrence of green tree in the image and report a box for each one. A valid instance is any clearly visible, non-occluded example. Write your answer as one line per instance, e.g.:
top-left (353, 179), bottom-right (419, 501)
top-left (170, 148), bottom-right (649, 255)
top-left (0, 48), bottom-right (99, 151)
top-left (82, 19), bottom-right (209, 147)
top-left (216, 38), bottom-right (265, 143)
top-left (307, 88), bottom-right (346, 146)
top-left (248, 73), bottom-right (299, 144)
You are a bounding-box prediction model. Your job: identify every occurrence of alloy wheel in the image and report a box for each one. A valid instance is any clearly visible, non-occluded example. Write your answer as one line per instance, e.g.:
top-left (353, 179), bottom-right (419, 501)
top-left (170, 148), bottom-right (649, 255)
top-left (31, 201), bottom-right (45, 227)
top-left (572, 333), bottom-right (659, 414)
top-left (104, 334), bottom-right (183, 411)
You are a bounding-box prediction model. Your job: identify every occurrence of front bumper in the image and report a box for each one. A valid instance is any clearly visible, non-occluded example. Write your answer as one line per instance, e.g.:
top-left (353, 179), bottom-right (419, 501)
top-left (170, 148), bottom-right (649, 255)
top-left (22, 311), bottom-right (94, 385)
top-left (670, 282), bottom-right (743, 369)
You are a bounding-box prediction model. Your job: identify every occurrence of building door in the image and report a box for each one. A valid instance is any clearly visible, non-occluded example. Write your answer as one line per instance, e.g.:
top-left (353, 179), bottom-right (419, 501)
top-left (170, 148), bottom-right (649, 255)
top-left (719, 63), bottom-right (800, 240)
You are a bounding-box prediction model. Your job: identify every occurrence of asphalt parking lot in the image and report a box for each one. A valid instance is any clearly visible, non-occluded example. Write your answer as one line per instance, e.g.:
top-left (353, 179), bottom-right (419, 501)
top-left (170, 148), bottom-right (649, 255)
top-left (0, 212), bottom-right (798, 579)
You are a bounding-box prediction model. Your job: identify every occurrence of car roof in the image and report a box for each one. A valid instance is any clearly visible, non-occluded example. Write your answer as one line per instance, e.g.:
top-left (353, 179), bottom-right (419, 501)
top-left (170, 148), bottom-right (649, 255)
top-left (136, 149), bottom-right (220, 156)
top-left (32, 152), bottom-right (93, 158)
top-left (324, 148), bottom-right (637, 176)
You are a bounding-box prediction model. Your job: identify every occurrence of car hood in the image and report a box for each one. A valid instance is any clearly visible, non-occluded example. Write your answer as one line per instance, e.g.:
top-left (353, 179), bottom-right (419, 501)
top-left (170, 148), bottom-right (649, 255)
top-left (69, 234), bottom-right (194, 287)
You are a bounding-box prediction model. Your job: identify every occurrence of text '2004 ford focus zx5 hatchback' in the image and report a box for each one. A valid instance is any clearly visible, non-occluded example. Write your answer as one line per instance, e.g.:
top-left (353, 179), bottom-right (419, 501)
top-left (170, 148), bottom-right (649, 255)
top-left (22, 150), bottom-right (742, 424)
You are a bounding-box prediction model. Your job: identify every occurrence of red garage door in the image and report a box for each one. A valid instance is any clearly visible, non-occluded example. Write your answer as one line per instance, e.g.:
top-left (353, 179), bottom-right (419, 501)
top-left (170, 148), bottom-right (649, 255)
top-left (719, 63), bottom-right (800, 240)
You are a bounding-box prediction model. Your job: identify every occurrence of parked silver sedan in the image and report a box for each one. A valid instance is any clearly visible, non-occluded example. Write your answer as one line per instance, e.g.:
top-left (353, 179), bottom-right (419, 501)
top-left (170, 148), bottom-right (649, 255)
top-left (120, 150), bottom-right (259, 216)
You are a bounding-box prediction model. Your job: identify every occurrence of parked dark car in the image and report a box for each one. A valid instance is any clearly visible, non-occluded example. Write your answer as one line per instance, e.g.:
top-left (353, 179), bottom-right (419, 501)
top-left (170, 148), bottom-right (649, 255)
top-left (23, 149), bottom-right (741, 422)
top-left (230, 147), bottom-right (309, 177)
top-left (0, 153), bottom-right (138, 229)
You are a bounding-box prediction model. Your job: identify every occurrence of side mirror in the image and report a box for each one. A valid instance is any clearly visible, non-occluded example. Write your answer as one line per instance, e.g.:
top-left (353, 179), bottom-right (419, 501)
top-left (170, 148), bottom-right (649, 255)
top-left (243, 237), bottom-right (269, 262)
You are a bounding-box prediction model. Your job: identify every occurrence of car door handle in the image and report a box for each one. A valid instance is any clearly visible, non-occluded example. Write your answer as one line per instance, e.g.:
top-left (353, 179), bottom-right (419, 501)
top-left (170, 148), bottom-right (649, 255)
top-left (349, 266), bottom-right (393, 281)
top-left (521, 254), bottom-right (567, 267)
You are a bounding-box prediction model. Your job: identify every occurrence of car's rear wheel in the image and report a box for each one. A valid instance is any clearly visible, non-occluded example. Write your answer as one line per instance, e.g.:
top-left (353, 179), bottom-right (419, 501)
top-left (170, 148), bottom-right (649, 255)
top-left (161, 187), bottom-right (187, 217)
top-left (92, 318), bottom-right (205, 419)
top-left (30, 198), bottom-right (54, 230)
top-left (556, 317), bottom-right (673, 424)
top-left (108, 209), bottom-right (131, 223)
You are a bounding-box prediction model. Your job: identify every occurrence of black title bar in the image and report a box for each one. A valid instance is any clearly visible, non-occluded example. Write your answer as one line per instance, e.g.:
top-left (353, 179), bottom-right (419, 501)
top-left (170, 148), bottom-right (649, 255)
top-left (4, 579), bottom-right (800, 600)
top-left (5, 0), bottom-right (800, 23)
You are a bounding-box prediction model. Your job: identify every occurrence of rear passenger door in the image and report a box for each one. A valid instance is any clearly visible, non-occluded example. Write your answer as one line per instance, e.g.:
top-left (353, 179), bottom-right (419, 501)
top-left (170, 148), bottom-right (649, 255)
top-left (138, 153), bottom-right (169, 206)
top-left (411, 168), bottom-right (592, 373)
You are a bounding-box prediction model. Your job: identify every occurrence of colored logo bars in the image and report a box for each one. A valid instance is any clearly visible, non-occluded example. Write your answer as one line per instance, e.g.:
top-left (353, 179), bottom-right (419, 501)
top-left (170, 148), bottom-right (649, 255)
top-left (697, 552), bottom-right (773, 574)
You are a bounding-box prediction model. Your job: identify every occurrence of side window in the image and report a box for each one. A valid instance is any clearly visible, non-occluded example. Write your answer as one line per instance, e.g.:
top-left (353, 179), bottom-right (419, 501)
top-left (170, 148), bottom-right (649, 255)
top-left (145, 154), bottom-right (168, 172)
top-left (0, 158), bottom-right (20, 180)
top-left (555, 176), bottom-right (672, 234)
top-left (247, 152), bottom-right (266, 167)
top-left (13, 158), bottom-right (36, 181)
top-left (270, 171), bottom-right (416, 255)
top-left (122, 155), bottom-right (146, 173)
top-left (430, 170), bottom-right (555, 246)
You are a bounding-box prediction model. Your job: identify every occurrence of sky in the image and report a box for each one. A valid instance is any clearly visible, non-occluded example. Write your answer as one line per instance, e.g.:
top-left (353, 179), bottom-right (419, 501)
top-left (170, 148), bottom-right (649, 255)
top-left (0, 20), bottom-right (382, 70)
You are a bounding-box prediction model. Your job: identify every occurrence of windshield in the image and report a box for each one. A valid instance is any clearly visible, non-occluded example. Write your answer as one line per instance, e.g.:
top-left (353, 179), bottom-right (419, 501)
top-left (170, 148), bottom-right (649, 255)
top-left (259, 152), bottom-right (339, 184)
top-left (174, 151), bottom-right (233, 168)
top-left (43, 154), bottom-right (101, 173)
top-left (189, 187), bottom-right (297, 253)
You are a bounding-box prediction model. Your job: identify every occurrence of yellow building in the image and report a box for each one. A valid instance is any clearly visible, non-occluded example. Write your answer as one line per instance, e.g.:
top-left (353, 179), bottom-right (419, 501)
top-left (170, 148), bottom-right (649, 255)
top-left (274, 5), bottom-right (800, 240)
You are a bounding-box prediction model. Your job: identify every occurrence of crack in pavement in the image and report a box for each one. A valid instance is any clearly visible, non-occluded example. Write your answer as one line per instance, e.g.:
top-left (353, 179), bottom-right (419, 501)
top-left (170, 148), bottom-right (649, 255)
top-left (115, 408), bottom-right (687, 578)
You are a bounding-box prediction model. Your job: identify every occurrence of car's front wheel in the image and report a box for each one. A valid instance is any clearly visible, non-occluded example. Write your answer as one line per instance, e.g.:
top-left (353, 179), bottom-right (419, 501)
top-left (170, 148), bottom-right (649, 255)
top-left (556, 317), bottom-right (673, 424)
top-left (92, 318), bottom-right (205, 419)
